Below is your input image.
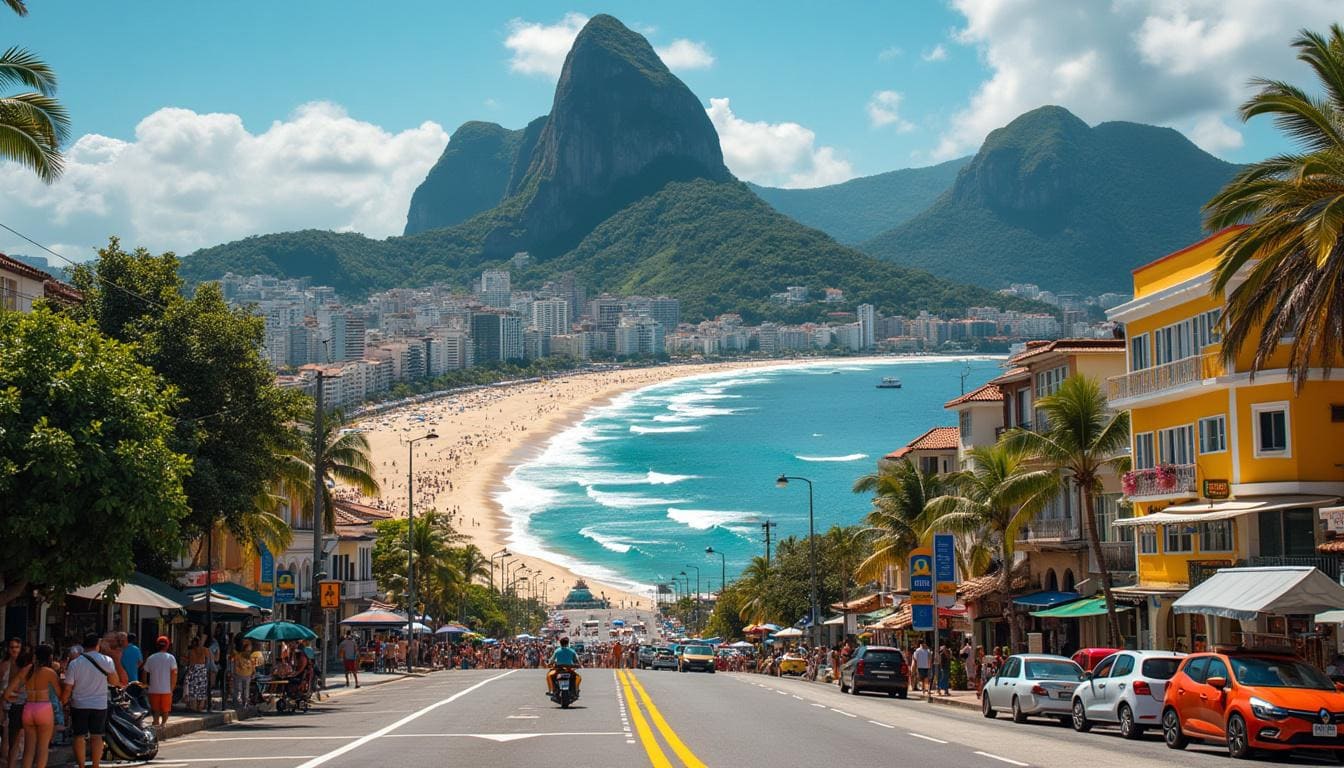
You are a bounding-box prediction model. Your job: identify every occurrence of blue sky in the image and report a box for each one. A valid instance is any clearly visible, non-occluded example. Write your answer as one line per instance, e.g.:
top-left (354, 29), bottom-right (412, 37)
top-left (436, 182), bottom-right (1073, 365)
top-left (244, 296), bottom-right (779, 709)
top-left (2, 1), bottom-right (1335, 260)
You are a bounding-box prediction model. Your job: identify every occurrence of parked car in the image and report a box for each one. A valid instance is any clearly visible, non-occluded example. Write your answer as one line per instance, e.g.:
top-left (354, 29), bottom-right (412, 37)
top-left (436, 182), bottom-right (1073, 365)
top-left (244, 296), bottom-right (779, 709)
top-left (839, 645), bottom-right (909, 698)
top-left (778, 653), bottom-right (808, 676)
top-left (1071, 650), bottom-right (1186, 738)
top-left (636, 645), bottom-right (657, 669)
top-left (983, 654), bottom-right (1085, 724)
top-left (1071, 647), bottom-right (1123, 672)
top-left (650, 647), bottom-right (678, 671)
top-left (1162, 648), bottom-right (1344, 760)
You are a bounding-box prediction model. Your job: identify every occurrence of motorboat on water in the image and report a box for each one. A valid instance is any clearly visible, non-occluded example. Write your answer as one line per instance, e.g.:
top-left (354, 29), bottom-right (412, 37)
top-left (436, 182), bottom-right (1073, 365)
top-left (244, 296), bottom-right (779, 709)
top-left (876, 377), bottom-right (902, 389)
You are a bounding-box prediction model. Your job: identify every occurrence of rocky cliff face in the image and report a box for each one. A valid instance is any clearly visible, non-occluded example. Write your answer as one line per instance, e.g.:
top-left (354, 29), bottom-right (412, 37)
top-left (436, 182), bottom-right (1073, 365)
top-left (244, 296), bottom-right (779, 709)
top-left (404, 120), bottom-right (536, 235)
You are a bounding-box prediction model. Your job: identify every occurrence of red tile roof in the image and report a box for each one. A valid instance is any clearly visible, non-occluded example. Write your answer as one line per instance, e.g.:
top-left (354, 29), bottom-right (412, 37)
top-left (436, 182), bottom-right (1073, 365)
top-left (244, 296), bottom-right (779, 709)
top-left (944, 383), bottom-right (1003, 408)
top-left (332, 499), bottom-right (395, 522)
top-left (988, 367), bottom-right (1030, 385)
top-left (1009, 338), bottom-right (1126, 365)
top-left (0, 252), bottom-right (82, 305)
top-left (884, 426), bottom-right (960, 459)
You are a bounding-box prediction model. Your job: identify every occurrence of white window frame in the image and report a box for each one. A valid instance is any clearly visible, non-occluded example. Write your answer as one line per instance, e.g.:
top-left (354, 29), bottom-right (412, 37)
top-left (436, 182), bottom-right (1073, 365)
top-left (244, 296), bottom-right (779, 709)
top-left (959, 410), bottom-right (972, 440)
top-left (1164, 524), bottom-right (1194, 553)
top-left (1156, 424), bottom-right (1195, 465)
top-left (1197, 415), bottom-right (1227, 455)
top-left (1134, 432), bottom-right (1155, 470)
top-left (1199, 520), bottom-right (1234, 553)
top-left (1129, 332), bottom-right (1150, 372)
top-left (1251, 401), bottom-right (1291, 459)
top-left (1138, 528), bottom-right (1158, 554)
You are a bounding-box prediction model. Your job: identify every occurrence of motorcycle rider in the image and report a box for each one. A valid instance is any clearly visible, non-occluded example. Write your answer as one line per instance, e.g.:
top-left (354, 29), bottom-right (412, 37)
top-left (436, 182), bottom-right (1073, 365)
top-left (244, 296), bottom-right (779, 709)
top-left (546, 637), bottom-right (581, 698)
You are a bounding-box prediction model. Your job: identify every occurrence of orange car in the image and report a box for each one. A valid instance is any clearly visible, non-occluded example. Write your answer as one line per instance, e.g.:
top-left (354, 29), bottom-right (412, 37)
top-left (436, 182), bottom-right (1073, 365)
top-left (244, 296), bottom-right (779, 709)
top-left (1162, 649), bottom-right (1344, 759)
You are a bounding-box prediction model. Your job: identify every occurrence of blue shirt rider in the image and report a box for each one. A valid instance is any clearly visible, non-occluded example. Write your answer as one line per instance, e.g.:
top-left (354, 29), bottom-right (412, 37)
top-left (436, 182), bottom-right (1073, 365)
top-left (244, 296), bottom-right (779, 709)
top-left (547, 637), bottom-right (582, 696)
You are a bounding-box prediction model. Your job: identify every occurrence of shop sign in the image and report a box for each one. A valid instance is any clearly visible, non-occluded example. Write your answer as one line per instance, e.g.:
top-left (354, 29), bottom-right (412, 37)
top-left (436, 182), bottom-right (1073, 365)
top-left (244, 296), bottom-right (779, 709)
top-left (1202, 479), bottom-right (1230, 499)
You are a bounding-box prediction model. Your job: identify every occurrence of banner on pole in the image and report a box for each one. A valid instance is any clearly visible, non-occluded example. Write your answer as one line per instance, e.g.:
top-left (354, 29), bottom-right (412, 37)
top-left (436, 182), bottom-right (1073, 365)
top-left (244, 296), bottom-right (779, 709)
top-left (934, 533), bottom-right (957, 607)
top-left (909, 548), bottom-right (934, 631)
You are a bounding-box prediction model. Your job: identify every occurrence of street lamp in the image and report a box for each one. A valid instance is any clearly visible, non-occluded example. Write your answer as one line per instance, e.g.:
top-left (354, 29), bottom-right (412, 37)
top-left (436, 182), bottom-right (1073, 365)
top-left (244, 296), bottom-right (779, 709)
top-left (404, 430), bottom-right (438, 671)
top-left (684, 564), bottom-right (701, 634)
top-left (777, 474), bottom-right (820, 648)
top-left (489, 548), bottom-right (510, 593)
top-left (706, 546), bottom-right (726, 594)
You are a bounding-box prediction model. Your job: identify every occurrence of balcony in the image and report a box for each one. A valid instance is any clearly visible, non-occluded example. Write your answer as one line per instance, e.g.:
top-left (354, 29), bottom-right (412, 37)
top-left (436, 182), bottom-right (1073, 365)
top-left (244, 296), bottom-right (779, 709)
top-left (344, 579), bottom-right (379, 600)
top-left (1107, 351), bottom-right (1222, 404)
top-left (1247, 555), bottom-right (1341, 582)
top-left (1020, 516), bottom-right (1080, 542)
top-left (1188, 559), bottom-right (1240, 588)
top-left (1123, 464), bottom-right (1196, 499)
top-left (1101, 542), bottom-right (1136, 573)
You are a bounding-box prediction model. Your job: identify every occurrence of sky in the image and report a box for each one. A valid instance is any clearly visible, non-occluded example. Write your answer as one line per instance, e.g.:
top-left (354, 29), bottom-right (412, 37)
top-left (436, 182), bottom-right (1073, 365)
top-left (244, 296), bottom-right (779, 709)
top-left (2, 0), bottom-right (1339, 264)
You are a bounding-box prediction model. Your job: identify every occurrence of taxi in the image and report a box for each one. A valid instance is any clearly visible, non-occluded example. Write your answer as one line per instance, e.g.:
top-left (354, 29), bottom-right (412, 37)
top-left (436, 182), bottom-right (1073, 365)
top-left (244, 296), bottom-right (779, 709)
top-left (678, 643), bottom-right (716, 673)
top-left (778, 652), bottom-right (808, 676)
top-left (1162, 648), bottom-right (1344, 759)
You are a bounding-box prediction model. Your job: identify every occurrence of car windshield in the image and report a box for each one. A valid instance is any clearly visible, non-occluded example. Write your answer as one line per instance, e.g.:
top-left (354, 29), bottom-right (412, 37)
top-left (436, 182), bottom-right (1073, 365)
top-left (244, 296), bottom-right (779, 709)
top-left (685, 645), bottom-right (711, 655)
top-left (863, 651), bottom-right (903, 664)
top-left (1140, 658), bottom-right (1182, 680)
top-left (1025, 660), bottom-right (1083, 681)
top-left (1232, 657), bottom-right (1334, 690)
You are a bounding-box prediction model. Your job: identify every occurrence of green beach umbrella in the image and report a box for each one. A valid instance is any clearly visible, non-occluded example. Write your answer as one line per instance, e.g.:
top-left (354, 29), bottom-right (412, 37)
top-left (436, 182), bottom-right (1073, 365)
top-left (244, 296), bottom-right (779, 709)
top-left (244, 621), bottom-right (318, 642)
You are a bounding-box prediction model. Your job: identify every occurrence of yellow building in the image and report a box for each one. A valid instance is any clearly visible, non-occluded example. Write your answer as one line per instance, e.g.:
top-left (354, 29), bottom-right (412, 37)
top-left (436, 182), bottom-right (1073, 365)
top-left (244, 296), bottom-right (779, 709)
top-left (1107, 227), bottom-right (1344, 650)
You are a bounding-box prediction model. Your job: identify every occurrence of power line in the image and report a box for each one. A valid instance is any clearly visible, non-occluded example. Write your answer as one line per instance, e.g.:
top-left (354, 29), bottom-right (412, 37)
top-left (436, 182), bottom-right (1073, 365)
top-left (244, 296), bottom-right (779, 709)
top-left (0, 221), bottom-right (168, 311)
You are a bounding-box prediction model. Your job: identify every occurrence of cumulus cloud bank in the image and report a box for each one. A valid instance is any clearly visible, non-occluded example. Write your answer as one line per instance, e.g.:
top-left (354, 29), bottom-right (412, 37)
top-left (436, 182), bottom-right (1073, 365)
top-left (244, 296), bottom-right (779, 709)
top-left (934, 0), bottom-right (1340, 159)
top-left (706, 98), bottom-right (853, 188)
top-left (504, 13), bottom-right (714, 77)
top-left (0, 102), bottom-right (448, 261)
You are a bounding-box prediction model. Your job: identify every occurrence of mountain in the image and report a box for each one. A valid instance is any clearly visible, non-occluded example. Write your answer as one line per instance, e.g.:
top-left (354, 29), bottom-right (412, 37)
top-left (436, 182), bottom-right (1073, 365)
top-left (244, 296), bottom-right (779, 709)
top-left (861, 106), bottom-right (1240, 294)
top-left (748, 157), bottom-right (968, 244)
top-left (182, 15), bottom-right (1030, 322)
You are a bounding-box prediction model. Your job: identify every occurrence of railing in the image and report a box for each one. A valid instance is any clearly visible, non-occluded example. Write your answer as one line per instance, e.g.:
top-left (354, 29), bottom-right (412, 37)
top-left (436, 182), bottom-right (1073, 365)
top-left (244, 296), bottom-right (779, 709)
top-left (1101, 542), bottom-right (1136, 573)
top-left (1123, 464), bottom-right (1196, 498)
top-left (1248, 555), bottom-right (1341, 582)
top-left (343, 579), bottom-right (379, 599)
top-left (1188, 559), bottom-right (1241, 588)
top-left (1020, 517), bottom-right (1080, 541)
top-left (1107, 351), bottom-right (1221, 402)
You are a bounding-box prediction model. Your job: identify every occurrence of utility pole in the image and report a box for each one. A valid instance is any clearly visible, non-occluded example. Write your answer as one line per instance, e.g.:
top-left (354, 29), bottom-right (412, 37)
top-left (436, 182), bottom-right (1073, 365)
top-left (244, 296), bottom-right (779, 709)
top-left (762, 519), bottom-right (776, 562)
top-left (310, 363), bottom-right (325, 637)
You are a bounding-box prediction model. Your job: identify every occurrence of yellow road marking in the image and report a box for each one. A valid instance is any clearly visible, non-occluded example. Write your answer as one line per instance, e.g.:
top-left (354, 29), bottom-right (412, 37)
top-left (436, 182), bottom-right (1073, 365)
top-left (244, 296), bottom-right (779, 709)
top-left (618, 669), bottom-right (673, 768)
top-left (626, 670), bottom-right (708, 768)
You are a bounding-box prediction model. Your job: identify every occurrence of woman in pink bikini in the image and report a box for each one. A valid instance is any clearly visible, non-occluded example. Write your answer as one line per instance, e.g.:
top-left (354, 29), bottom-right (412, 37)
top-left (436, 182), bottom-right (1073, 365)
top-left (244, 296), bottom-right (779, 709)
top-left (2, 644), bottom-right (58, 768)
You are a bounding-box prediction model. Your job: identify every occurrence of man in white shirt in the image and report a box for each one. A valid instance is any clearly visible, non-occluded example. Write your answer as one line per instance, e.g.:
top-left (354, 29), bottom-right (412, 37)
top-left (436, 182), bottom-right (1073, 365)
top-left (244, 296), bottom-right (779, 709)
top-left (913, 641), bottom-right (931, 693)
top-left (62, 633), bottom-right (119, 768)
top-left (142, 636), bottom-right (178, 727)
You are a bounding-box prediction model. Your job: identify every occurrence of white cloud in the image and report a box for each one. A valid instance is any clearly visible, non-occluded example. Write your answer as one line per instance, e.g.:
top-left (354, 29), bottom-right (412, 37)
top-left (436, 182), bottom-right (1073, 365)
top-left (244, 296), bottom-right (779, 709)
top-left (921, 44), bottom-right (948, 62)
top-left (504, 14), bottom-right (714, 76)
top-left (656, 39), bottom-right (715, 70)
top-left (878, 46), bottom-right (903, 61)
top-left (867, 90), bottom-right (916, 132)
top-left (932, 0), bottom-right (1340, 160)
top-left (706, 97), bottom-right (853, 188)
top-left (504, 12), bottom-right (588, 77)
top-left (0, 102), bottom-right (448, 260)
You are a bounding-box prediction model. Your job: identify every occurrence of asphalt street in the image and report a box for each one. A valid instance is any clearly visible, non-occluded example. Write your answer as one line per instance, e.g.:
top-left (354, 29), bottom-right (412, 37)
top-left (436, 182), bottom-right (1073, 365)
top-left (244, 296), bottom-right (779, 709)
top-left (150, 667), bottom-right (1342, 767)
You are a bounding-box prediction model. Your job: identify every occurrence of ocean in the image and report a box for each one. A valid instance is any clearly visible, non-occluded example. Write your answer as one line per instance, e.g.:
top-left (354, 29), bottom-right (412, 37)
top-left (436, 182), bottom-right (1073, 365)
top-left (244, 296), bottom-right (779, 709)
top-left (496, 356), bottom-right (1005, 596)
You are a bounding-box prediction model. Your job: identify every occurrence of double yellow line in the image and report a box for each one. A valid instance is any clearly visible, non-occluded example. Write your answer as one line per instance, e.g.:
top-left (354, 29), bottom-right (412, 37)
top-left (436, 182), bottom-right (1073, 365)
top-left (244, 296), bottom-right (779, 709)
top-left (617, 669), bottom-right (707, 768)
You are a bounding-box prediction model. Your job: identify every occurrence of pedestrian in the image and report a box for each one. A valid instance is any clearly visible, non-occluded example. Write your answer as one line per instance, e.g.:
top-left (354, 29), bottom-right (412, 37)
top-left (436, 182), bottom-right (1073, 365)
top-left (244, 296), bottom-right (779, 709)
top-left (184, 638), bottom-right (208, 713)
top-left (61, 633), bottom-right (119, 768)
top-left (3, 644), bottom-right (57, 768)
top-left (973, 647), bottom-right (987, 699)
top-left (0, 638), bottom-right (22, 768)
top-left (142, 637), bottom-right (177, 729)
top-left (119, 635), bottom-right (142, 689)
top-left (937, 645), bottom-right (952, 696)
top-left (913, 641), bottom-right (931, 693)
top-left (229, 638), bottom-right (255, 709)
top-left (338, 633), bottom-right (360, 689)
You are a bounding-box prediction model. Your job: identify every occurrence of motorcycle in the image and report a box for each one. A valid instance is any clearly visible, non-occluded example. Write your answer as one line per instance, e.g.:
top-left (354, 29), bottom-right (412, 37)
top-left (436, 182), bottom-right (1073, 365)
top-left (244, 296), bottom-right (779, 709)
top-left (103, 684), bottom-right (159, 762)
top-left (550, 666), bottom-right (579, 709)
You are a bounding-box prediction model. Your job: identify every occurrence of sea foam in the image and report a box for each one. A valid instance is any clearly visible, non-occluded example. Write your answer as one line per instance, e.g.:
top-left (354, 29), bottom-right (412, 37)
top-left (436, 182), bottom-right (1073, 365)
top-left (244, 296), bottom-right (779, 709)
top-left (795, 453), bottom-right (869, 462)
top-left (666, 508), bottom-right (757, 530)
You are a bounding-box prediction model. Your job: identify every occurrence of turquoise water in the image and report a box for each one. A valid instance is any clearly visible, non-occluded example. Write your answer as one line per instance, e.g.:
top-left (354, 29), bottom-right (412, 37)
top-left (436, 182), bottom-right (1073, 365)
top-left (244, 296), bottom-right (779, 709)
top-left (497, 357), bottom-right (1004, 595)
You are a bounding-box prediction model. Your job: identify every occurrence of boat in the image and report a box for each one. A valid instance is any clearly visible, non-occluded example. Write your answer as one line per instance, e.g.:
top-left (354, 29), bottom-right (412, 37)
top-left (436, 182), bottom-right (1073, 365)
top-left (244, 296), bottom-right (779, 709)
top-left (876, 377), bottom-right (902, 389)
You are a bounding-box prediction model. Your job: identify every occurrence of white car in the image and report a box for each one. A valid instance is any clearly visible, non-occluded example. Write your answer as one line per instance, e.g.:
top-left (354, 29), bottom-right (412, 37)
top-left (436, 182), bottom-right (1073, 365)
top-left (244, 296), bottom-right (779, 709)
top-left (982, 654), bottom-right (1084, 724)
top-left (1070, 649), bottom-right (1186, 739)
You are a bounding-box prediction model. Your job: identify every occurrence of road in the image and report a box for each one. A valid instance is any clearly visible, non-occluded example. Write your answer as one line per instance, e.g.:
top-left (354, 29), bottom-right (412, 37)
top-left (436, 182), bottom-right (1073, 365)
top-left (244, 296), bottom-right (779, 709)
top-left (153, 668), bottom-right (1339, 767)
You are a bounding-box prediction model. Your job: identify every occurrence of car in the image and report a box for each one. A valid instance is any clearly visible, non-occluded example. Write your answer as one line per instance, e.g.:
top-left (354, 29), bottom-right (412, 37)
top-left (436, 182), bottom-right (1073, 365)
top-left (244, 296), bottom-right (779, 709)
top-left (839, 645), bottom-right (909, 698)
top-left (1071, 647), bottom-right (1123, 673)
top-left (778, 653), bottom-right (808, 676)
top-left (678, 644), bottom-right (715, 673)
top-left (983, 653), bottom-right (1084, 724)
top-left (636, 645), bottom-right (657, 669)
top-left (1161, 648), bottom-right (1344, 760)
top-left (650, 647), bottom-right (678, 671)
top-left (1071, 649), bottom-right (1186, 738)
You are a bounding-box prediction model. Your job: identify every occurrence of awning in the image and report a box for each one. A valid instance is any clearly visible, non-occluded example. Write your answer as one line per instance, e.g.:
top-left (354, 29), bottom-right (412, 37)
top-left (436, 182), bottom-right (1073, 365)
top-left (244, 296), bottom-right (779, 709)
top-left (185, 582), bottom-right (270, 611)
top-left (1173, 566), bottom-right (1344, 621)
top-left (823, 615), bottom-right (847, 626)
top-left (859, 606), bottom-right (898, 624)
top-left (71, 573), bottom-right (191, 610)
top-left (189, 591), bottom-right (261, 615)
top-left (1030, 596), bottom-right (1135, 619)
top-left (1013, 591), bottom-right (1080, 608)
top-left (1114, 495), bottom-right (1338, 527)
top-left (1316, 610), bottom-right (1344, 624)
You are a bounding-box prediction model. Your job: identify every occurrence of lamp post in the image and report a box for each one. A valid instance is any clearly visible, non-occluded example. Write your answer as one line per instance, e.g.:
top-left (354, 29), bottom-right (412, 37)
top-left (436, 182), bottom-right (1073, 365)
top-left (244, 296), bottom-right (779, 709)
top-left (404, 430), bottom-right (438, 672)
top-left (542, 576), bottom-right (556, 606)
top-left (706, 547), bottom-right (726, 594)
top-left (683, 564), bottom-right (701, 634)
top-left (489, 548), bottom-right (510, 593)
top-left (777, 474), bottom-right (819, 648)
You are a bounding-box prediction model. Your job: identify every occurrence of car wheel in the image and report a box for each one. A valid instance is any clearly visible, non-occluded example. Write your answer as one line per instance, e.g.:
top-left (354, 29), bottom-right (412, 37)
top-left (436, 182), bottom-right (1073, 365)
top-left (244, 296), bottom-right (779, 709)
top-left (850, 683), bottom-right (862, 696)
top-left (888, 691), bottom-right (897, 698)
top-left (1071, 699), bottom-right (1091, 732)
top-left (840, 680), bottom-right (850, 693)
top-left (1226, 713), bottom-right (1254, 760)
top-left (1118, 703), bottom-right (1143, 739)
top-left (1162, 708), bottom-right (1188, 750)
top-left (897, 688), bottom-right (908, 700)
top-left (1011, 696), bottom-right (1028, 723)
top-left (982, 694), bottom-right (996, 719)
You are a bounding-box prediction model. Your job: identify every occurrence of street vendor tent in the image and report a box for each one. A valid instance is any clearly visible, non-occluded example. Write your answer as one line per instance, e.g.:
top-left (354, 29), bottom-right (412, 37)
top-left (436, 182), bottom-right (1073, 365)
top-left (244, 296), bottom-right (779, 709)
top-left (1030, 596), bottom-right (1134, 619)
top-left (728, 641), bottom-right (754, 648)
top-left (1173, 566), bottom-right (1344, 621)
top-left (771, 627), bottom-right (804, 638)
top-left (340, 608), bottom-right (414, 627)
top-left (71, 573), bottom-right (190, 610)
top-left (189, 590), bottom-right (261, 615)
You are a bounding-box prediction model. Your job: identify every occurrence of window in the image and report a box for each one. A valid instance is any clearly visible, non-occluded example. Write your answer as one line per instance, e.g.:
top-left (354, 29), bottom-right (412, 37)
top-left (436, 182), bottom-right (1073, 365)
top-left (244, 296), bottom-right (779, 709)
top-left (1204, 657), bottom-right (1229, 683)
top-left (1111, 654), bottom-right (1135, 677)
top-left (1157, 424), bottom-right (1195, 465)
top-left (1200, 520), bottom-right (1234, 552)
top-left (959, 410), bottom-right (972, 440)
top-left (1193, 309), bottom-right (1221, 348)
top-left (1258, 507), bottom-right (1318, 558)
top-left (1129, 333), bottom-right (1150, 371)
top-left (1134, 432), bottom-right (1155, 470)
top-left (1091, 657), bottom-right (1116, 678)
top-left (1097, 494), bottom-right (1133, 543)
top-left (1035, 365), bottom-right (1068, 399)
top-left (1252, 402), bottom-right (1290, 457)
top-left (1153, 311), bottom-right (1221, 366)
top-left (0, 277), bottom-right (16, 311)
top-left (1198, 415), bottom-right (1227, 454)
top-left (1014, 389), bottom-right (1032, 428)
top-left (1139, 528), bottom-right (1159, 554)
top-left (1184, 657), bottom-right (1210, 684)
top-left (1332, 405), bottom-right (1344, 423)
top-left (1165, 524), bottom-right (1193, 553)
top-left (920, 456), bottom-right (940, 475)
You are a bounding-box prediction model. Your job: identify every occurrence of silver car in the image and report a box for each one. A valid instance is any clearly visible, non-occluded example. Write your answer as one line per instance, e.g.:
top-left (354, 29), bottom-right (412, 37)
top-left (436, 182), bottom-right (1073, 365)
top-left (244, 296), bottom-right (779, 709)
top-left (983, 654), bottom-right (1084, 724)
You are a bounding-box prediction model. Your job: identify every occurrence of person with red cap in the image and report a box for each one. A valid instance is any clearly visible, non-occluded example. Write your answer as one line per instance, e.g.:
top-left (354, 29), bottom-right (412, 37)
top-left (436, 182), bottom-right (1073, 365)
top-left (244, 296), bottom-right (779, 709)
top-left (142, 637), bottom-right (178, 728)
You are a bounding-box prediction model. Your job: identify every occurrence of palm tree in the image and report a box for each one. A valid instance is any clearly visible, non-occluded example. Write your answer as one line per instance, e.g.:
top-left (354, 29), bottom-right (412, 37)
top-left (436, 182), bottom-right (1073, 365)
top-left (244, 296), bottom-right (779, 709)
top-left (2, 2), bottom-right (71, 182)
top-left (735, 556), bottom-right (774, 625)
top-left (281, 412), bottom-right (381, 531)
top-left (852, 459), bottom-right (942, 583)
top-left (1204, 24), bottom-right (1344, 387)
top-left (455, 544), bottom-right (491, 586)
top-left (926, 443), bottom-right (1059, 650)
top-left (1004, 375), bottom-right (1131, 647)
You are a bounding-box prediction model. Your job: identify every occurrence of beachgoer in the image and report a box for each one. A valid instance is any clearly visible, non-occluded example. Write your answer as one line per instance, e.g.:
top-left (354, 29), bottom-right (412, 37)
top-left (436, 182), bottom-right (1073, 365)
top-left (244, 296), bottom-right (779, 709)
top-left (119, 635), bottom-right (142, 687)
top-left (338, 634), bottom-right (360, 689)
top-left (185, 638), bottom-right (209, 712)
top-left (143, 637), bottom-right (177, 728)
top-left (61, 633), bottom-right (119, 768)
top-left (3, 644), bottom-right (58, 768)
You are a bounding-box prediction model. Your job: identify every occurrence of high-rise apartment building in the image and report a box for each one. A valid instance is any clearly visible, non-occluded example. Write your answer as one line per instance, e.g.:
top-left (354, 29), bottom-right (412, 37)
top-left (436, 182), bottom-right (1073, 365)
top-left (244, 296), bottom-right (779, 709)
top-left (479, 269), bottom-right (511, 308)
top-left (857, 303), bottom-right (876, 349)
top-left (531, 298), bottom-right (571, 338)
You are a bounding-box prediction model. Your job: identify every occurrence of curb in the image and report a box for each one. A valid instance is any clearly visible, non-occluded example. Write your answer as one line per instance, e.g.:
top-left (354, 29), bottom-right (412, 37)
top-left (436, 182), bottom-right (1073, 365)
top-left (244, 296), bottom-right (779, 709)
top-left (924, 694), bottom-right (982, 712)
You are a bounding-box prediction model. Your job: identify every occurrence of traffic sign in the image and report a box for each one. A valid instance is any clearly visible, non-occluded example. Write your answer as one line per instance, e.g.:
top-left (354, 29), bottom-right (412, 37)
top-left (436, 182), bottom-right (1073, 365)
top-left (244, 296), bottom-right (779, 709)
top-left (909, 548), bottom-right (934, 631)
top-left (275, 570), bottom-right (296, 604)
top-left (934, 533), bottom-right (957, 607)
top-left (319, 580), bottom-right (341, 610)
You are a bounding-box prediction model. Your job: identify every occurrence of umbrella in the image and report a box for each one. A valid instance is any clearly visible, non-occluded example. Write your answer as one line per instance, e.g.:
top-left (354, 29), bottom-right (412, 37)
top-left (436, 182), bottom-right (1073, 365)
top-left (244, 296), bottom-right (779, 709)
top-left (340, 608), bottom-right (413, 627)
top-left (728, 641), bottom-right (754, 648)
top-left (771, 627), bottom-right (804, 638)
top-left (244, 621), bottom-right (317, 642)
top-left (189, 591), bottom-right (260, 615)
top-left (436, 624), bottom-right (470, 635)
top-left (612, 619), bottom-right (625, 626)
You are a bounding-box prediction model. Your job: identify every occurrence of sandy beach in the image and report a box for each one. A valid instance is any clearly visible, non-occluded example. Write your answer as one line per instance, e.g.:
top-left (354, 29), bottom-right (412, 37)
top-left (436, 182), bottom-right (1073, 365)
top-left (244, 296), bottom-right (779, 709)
top-left (346, 361), bottom-right (780, 610)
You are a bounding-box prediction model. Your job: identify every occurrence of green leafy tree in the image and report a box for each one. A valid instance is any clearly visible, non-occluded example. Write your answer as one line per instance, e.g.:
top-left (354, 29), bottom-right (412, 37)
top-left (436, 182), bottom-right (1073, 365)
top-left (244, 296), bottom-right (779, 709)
top-left (0, 309), bottom-right (189, 606)
top-left (1004, 375), bottom-right (1130, 646)
top-left (1, 1), bottom-right (70, 182)
top-left (926, 444), bottom-right (1058, 649)
top-left (1204, 24), bottom-right (1344, 386)
top-left (852, 458), bottom-right (942, 582)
